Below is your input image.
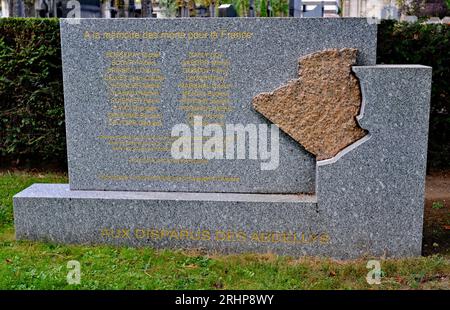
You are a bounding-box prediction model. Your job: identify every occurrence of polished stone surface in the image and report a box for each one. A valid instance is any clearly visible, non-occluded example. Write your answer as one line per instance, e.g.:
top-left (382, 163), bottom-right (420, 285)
top-left (14, 19), bottom-right (432, 258)
top-left (316, 65), bottom-right (432, 257)
top-left (60, 18), bottom-right (376, 193)
top-left (15, 184), bottom-right (326, 256)
top-left (15, 65), bottom-right (433, 259)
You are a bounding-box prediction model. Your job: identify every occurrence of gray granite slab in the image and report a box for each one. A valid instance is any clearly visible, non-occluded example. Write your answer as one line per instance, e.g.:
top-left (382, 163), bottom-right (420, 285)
top-left (60, 18), bottom-right (377, 193)
top-left (14, 184), bottom-right (327, 257)
top-left (316, 65), bottom-right (432, 257)
top-left (14, 65), bottom-right (432, 258)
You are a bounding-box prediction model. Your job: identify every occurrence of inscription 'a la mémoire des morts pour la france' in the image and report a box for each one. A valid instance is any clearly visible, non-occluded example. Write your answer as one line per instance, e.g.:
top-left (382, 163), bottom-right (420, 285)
top-left (62, 19), bottom-right (377, 193)
top-left (87, 29), bottom-right (282, 183)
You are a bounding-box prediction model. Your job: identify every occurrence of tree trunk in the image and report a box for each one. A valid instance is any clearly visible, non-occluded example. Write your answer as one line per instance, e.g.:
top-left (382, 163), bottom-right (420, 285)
top-left (118, 0), bottom-right (128, 17)
top-left (248, 0), bottom-right (255, 17)
top-left (148, 0), bottom-right (153, 17)
top-left (142, 0), bottom-right (153, 17)
top-left (209, 1), bottom-right (215, 17)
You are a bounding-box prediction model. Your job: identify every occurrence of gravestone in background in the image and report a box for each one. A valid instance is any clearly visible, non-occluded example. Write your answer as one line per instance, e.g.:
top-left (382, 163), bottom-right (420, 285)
top-left (13, 18), bottom-right (432, 259)
top-left (218, 4), bottom-right (238, 17)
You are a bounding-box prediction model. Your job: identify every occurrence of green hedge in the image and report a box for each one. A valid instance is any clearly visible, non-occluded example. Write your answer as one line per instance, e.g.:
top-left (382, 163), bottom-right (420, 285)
top-left (0, 18), bottom-right (65, 168)
top-left (0, 18), bottom-right (449, 169)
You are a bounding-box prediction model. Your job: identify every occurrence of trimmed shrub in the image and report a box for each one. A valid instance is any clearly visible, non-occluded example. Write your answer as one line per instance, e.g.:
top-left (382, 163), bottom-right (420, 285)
top-left (0, 18), bottom-right (66, 168)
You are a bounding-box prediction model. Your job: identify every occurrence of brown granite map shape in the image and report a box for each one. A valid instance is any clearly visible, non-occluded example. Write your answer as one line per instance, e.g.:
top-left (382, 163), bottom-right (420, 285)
top-left (252, 48), bottom-right (367, 160)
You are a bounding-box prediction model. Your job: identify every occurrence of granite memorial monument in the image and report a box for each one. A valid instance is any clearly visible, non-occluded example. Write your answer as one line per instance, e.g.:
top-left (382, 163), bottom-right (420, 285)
top-left (13, 18), bottom-right (432, 258)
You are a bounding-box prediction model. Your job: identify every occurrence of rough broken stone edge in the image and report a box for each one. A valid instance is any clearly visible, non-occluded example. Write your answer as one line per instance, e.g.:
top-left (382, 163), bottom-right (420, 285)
top-left (252, 48), bottom-right (368, 160)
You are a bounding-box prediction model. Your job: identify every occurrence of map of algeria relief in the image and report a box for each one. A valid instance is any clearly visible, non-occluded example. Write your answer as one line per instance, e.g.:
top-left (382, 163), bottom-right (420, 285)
top-left (252, 48), bottom-right (367, 160)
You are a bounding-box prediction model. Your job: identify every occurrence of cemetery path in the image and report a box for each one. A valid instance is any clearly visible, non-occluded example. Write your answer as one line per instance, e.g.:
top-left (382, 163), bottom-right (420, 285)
top-left (423, 170), bottom-right (450, 255)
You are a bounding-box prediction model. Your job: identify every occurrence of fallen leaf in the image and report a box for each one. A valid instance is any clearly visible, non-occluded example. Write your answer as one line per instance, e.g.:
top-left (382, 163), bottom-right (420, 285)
top-left (395, 276), bottom-right (405, 284)
top-left (213, 281), bottom-right (224, 289)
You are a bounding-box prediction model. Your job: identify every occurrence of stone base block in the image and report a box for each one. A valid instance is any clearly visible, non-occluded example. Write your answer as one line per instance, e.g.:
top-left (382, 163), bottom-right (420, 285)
top-left (14, 184), bottom-right (422, 259)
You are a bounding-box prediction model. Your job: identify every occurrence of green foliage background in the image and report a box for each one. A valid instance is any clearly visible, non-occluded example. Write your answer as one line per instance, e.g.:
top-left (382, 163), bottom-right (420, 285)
top-left (218, 0), bottom-right (289, 16)
top-left (0, 18), bottom-right (448, 169)
top-left (0, 18), bottom-right (65, 168)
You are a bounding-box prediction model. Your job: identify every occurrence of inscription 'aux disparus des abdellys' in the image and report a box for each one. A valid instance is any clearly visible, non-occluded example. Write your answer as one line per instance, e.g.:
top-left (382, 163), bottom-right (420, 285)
top-left (252, 48), bottom-right (368, 160)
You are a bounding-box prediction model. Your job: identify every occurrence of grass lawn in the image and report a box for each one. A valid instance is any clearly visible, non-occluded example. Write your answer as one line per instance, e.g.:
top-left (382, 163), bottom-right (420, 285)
top-left (0, 171), bottom-right (448, 290)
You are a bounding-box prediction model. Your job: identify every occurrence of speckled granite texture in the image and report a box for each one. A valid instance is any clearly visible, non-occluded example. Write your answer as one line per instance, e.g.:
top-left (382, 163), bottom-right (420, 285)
top-left (13, 18), bottom-right (432, 258)
top-left (60, 18), bottom-right (376, 193)
top-left (14, 65), bottom-right (432, 258)
top-left (316, 65), bottom-right (432, 257)
top-left (15, 184), bottom-right (326, 256)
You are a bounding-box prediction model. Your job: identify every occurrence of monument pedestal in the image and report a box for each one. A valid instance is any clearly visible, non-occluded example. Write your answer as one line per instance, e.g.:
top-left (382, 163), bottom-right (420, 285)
top-left (15, 184), bottom-right (329, 256)
top-left (13, 177), bottom-right (422, 259)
